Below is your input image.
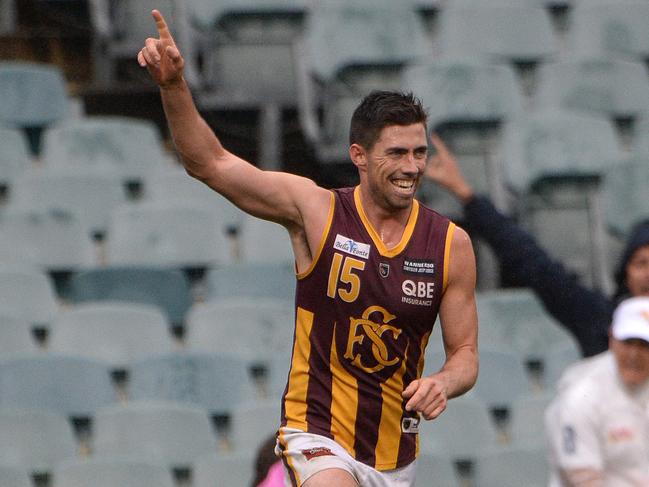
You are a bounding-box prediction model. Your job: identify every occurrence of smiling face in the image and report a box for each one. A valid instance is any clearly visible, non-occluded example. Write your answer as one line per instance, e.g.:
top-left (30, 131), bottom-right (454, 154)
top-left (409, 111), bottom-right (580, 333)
top-left (610, 337), bottom-right (649, 389)
top-left (352, 123), bottom-right (428, 213)
top-left (626, 245), bottom-right (649, 297)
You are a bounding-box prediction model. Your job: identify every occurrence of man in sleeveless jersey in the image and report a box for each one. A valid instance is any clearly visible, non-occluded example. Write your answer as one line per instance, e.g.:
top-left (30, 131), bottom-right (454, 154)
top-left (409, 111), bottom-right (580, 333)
top-left (138, 11), bottom-right (478, 486)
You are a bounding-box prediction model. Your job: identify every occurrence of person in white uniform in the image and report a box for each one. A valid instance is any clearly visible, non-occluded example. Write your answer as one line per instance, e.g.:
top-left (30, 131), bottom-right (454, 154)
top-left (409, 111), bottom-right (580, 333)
top-left (545, 296), bottom-right (649, 487)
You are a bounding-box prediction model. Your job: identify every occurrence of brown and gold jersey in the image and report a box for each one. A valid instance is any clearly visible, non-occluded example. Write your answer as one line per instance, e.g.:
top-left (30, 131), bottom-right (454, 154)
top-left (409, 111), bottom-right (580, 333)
top-left (281, 186), bottom-right (455, 471)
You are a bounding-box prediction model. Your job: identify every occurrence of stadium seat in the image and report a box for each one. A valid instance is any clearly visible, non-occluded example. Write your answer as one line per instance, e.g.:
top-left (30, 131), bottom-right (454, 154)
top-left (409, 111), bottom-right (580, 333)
top-left (402, 58), bottom-right (524, 216)
top-left (0, 464), bottom-right (31, 487)
top-left (301, 1), bottom-right (433, 165)
top-left (632, 113), bottom-right (649, 155)
top-left (0, 209), bottom-right (96, 273)
top-left (0, 127), bottom-right (31, 195)
top-left (566, 1), bottom-right (649, 62)
top-left (603, 155), bottom-right (649, 240)
top-left (92, 401), bottom-right (218, 468)
top-left (52, 458), bottom-right (175, 487)
top-left (67, 266), bottom-right (192, 327)
top-left (541, 342), bottom-right (582, 390)
top-left (228, 399), bottom-right (281, 454)
top-left (205, 261), bottom-right (296, 301)
top-left (193, 451), bottom-right (255, 487)
top-left (0, 265), bottom-right (59, 331)
top-left (418, 395), bottom-right (500, 469)
top-left (143, 167), bottom-right (245, 235)
top-left (238, 214), bottom-right (294, 264)
top-left (105, 201), bottom-right (230, 269)
top-left (434, 4), bottom-right (558, 68)
top-left (501, 109), bottom-right (624, 292)
top-left (0, 315), bottom-right (40, 356)
top-left (0, 353), bottom-right (117, 417)
top-left (93, 0), bottom-right (200, 87)
top-left (129, 351), bottom-right (253, 417)
top-left (414, 452), bottom-right (460, 487)
top-left (474, 444), bottom-right (549, 487)
top-left (7, 167), bottom-right (127, 239)
top-left (0, 408), bottom-right (78, 475)
top-left (507, 391), bottom-right (554, 447)
top-left (48, 302), bottom-right (174, 369)
top-left (185, 297), bottom-right (294, 364)
top-left (471, 350), bottom-right (532, 415)
top-left (0, 61), bottom-right (69, 154)
top-left (533, 58), bottom-right (649, 121)
top-left (41, 116), bottom-right (173, 186)
top-left (475, 288), bottom-right (580, 365)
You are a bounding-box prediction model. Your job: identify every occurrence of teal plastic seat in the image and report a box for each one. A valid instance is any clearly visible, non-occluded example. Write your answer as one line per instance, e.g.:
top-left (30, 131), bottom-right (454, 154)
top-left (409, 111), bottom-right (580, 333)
top-left (435, 4), bottom-right (558, 64)
top-left (67, 266), bottom-right (192, 326)
top-left (106, 201), bottom-right (230, 269)
top-left (228, 399), bottom-right (280, 453)
top-left (52, 459), bottom-right (175, 487)
top-left (567, 1), bottom-right (649, 61)
top-left (0, 353), bottom-right (117, 417)
top-left (0, 61), bottom-right (68, 154)
top-left (415, 452), bottom-right (460, 487)
top-left (604, 155), bottom-right (649, 239)
top-left (48, 302), bottom-right (174, 369)
top-left (0, 127), bottom-right (31, 191)
top-left (193, 452), bottom-right (255, 487)
top-left (475, 444), bottom-right (549, 487)
top-left (238, 215), bottom-right (293, 264)
top-left (0, 265), bottom-right (59, 330)
top-left (0, 409), bottom-right (77, 475)
top-left (8, 167), bottom-right (127, 238)
top-left (0, 464), bottom-right (32, 487)
top-left (42, 116), bottom-right (172, 185)
top-left (533, 58), bottom-right (649, 119)
top-left (205, 262), bottom-right (296, 301)
top-left (92, 401), bottom-right (218, 468)
top-left (129, 351), bottom-right (252, 416)
top-left (0, 315), bottom-right (40, 357)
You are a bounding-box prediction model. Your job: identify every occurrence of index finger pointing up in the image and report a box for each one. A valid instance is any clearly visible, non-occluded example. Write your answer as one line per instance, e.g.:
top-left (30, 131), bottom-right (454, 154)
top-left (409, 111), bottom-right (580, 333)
top-left (152, 9), bottom-right (173, 41)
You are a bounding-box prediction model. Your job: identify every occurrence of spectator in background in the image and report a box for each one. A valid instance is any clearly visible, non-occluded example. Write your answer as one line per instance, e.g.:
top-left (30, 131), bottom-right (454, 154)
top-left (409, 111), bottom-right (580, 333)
top-left (545, 297), bottom-right (649, 486)
top-left (252, 435), bottom-right (285, 487)
top-left (425, 134), bottom-right (649, 357)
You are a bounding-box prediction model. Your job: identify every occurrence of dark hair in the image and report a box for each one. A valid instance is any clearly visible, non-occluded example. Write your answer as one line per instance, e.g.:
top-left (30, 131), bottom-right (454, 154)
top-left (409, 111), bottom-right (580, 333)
top-left (349, 90), bottom-right (428, 150)
top-left (250, 434), bottom-right (280, 487)
top-left (614, 218), bottom-right (649, 301)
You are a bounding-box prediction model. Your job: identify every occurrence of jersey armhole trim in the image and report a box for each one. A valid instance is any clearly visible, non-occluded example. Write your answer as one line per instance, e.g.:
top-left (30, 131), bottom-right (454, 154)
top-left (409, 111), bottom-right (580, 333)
top-left (442, 222), bottom-right (456, 293)
top-left (297, 191), bottom-right (335, 280)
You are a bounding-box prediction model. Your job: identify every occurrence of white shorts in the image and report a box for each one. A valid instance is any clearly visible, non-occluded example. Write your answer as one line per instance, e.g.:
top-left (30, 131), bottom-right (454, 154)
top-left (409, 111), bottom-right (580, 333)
top-left (275, 427), bottom-right (417, 487)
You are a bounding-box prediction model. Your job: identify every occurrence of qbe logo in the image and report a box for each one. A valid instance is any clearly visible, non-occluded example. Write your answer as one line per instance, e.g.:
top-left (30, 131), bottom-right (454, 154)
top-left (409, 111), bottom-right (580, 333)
top-left (402, 280), bottom-right (435, 299)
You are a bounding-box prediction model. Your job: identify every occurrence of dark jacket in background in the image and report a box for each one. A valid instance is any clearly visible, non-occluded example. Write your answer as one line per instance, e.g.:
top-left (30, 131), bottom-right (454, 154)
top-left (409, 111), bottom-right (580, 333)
top-left (461, 196), bottom-right (649, 358)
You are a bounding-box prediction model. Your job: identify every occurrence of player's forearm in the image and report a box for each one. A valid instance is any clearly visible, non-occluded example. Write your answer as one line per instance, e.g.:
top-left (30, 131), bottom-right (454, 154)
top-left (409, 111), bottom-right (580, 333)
top-left (437, 346), bottom-right (478, 399)
top-left (159, 80), bottom-right (226, 181)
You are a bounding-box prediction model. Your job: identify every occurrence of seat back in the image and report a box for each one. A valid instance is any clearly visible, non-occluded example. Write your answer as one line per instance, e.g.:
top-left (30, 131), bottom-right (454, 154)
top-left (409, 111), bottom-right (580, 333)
top-left (52, 459), bottom-right (175, 487)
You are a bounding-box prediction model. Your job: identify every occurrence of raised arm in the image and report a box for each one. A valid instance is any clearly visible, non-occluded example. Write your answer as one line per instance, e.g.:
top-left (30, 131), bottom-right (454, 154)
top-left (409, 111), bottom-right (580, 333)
top-left (137, 10), bottom-right (331, 272)
top-left (137, 10), bottom-right (330, 227)
top-left (402, 226), bottom-right (479, 420)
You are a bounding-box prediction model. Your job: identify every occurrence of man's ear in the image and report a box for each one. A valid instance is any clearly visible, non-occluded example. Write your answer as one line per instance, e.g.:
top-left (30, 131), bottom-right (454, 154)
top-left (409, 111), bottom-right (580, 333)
top-left (349, 143), bottom-right (367, 170)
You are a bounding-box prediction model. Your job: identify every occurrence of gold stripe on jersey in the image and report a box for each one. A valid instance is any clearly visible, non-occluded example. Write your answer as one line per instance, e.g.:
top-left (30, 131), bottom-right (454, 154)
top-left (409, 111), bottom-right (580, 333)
top-left (353, 186), bottom-right (420, 258)
top-left (375, 345), bottom-right (409, 469)
top-left (277, 429), bottom-right (302, 486)
top-left (297, 191), bottom-right (336, 280)
top-left (284, 307), bottom-right (315, 431)
top-left (329, 322), bottom-right (359, 457)
top-left (442, 222), bottom-right (456, 292)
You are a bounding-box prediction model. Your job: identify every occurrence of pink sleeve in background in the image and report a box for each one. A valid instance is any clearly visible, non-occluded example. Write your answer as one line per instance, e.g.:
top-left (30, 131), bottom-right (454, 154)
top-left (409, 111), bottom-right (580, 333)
top-left (258, 461), bottom-right (286, 487)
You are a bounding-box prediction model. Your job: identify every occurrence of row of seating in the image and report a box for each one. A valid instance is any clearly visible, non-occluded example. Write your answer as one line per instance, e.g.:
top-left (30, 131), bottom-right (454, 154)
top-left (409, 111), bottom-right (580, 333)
top-left (0, 392), bottom-right (552, 487)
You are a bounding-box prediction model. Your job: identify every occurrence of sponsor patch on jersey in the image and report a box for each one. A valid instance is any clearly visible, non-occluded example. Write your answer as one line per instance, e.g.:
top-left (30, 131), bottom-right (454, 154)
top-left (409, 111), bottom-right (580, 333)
top-left (403, 258), bottom-right (435, 276)
top-left (562, 425), bottom-right (576, 454)
top-left (379, 262), bottom-right (390, 278)
top-left (334, 234), bottom-right (371, 259)
top-left (301, 447), bottom-right (334, 461)
top-left (401, 417), bottom-right (420, 434)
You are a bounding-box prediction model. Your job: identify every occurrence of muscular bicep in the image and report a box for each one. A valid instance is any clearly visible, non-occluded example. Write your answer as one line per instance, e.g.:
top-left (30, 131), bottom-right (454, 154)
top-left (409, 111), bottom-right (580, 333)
top-left (194, 149), bottom-right (328, 227)
top-left (561, 468), bottom-right (603, 487)
top-left (439, 226), bottom-right (478, 358)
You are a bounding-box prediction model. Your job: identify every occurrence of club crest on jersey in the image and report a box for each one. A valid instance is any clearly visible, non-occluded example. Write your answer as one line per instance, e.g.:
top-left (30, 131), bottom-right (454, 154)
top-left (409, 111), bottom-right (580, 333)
top-left (379, 263), bottom-right (390, 278)
top-left (334, 234), bottom-right (370, 259)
